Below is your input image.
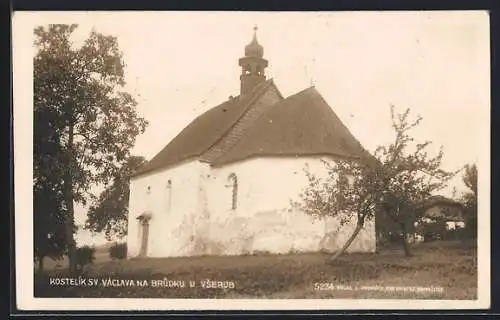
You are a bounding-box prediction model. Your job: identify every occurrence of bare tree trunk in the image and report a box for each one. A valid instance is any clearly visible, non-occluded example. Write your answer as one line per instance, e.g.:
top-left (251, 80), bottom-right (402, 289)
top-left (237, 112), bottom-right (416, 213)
top-left (65, 187), bottom-right (76, 274)
top-left (64, 124), bottom-right (77, 274)
top-left (328, 220), bottom-right (364, 263)
top-left (400, 222), bottom-right (412, 257)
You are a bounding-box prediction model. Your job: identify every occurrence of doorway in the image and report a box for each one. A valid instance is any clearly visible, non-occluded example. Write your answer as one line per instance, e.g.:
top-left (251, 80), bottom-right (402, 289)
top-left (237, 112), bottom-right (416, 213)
top-left (137, 213), bottom-right (152, 257)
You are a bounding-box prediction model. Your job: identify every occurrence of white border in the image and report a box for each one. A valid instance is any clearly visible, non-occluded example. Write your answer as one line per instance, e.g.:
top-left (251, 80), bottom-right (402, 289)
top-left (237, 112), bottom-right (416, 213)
top-left (13, 11), bottom-right (491, 311)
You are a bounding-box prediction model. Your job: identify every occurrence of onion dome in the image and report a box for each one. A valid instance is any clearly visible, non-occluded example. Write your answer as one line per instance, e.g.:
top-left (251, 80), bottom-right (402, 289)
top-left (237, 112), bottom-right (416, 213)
top-left (244, 26), bottom-right (264, 58)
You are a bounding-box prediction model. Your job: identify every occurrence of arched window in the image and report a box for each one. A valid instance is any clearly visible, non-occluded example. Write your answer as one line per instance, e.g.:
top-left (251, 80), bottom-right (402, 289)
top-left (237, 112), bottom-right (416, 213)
top-left (226, 173), bottom-right (238, 210)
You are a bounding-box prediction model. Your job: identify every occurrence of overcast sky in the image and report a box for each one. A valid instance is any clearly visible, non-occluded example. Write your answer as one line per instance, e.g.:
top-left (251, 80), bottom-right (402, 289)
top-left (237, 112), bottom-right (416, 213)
top-left (19, 11), bottom-right (490, 246)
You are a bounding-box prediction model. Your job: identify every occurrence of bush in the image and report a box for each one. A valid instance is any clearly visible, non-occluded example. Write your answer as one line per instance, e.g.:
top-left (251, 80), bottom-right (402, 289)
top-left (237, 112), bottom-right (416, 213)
top-left (76, 245), bottom-right (95, 271)
top-left (109, 242), bottom-right (127, 260)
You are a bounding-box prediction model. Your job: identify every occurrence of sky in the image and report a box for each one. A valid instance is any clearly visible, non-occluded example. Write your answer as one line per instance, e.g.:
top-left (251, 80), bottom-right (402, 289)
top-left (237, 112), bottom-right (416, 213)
top-left (21, 11), bottom-right (490, 246)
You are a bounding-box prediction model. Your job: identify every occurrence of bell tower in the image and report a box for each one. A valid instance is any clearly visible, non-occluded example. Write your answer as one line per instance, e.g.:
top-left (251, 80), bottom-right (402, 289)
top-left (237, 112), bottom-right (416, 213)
top-left (239, 26), bottom-right (268, 97)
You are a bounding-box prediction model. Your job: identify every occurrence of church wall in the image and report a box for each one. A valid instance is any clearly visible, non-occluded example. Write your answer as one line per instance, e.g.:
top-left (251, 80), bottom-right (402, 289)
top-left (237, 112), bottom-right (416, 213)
top-left (204, 156), bottom-right (376, 255)
top-left (127, 160), bottom-right (210, 258)
top-left (127, 156), bottom-right (376, 258)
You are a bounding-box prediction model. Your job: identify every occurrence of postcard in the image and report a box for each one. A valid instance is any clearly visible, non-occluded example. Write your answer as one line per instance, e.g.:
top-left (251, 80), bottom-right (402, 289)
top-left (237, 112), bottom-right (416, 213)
top-left (13, 10), bottom-right (490, 311)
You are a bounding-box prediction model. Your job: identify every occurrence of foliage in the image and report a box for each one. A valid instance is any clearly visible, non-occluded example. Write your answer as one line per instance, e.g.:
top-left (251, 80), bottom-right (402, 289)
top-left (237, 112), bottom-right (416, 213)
top-left (294, 105), bottom-right (456, 259)
top-left (34, 36), bottom-right (71, 270)
top-left (75, 245), bottom-right (96, 271)
top-left (109, 242), bottom-right (128, 260)
top-left (462, 164), bottom-right (477, 196)
top-left (33, 130), bottom-right (68, 271)
top-left (293, 160), bottom-right (376, 226)
top-left (374, 107), bottom-right (456, 254)
top-left (34, 24), bottom-right (148, 273)
top-left (461, 164), bottom-right (478, 239)
top-left (85, 155), bottom-right (147, 241)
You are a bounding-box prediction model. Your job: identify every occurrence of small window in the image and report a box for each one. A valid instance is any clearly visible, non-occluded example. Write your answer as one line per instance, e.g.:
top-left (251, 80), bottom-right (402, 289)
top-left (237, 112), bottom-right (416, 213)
top-left (244, 64), bottom-right (251, 75)
top-left (146, 186), bottom-right (151, 194)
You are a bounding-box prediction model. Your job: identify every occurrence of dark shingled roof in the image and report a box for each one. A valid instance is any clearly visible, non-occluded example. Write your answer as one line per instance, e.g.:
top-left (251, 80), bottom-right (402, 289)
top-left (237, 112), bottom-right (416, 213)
top-left (212, 87), bottom-right (372, 166)
top-left (133, 80), bottom-right (274, 176)
top-left (133, 83), bottom-right (373, 177)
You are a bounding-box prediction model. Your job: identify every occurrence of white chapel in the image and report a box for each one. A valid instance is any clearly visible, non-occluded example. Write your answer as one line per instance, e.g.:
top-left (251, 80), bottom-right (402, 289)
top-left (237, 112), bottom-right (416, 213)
top-left (126, 28), bottom-right (376, 258)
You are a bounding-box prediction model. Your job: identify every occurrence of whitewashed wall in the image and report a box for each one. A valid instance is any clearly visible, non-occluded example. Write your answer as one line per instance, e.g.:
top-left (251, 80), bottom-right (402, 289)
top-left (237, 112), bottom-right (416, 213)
top-left (127, 156), bottom-right (376, 258)
top-left (204, 156), bottom-right (376, 255)
top-left (127, 160), bottom-right (210, 258)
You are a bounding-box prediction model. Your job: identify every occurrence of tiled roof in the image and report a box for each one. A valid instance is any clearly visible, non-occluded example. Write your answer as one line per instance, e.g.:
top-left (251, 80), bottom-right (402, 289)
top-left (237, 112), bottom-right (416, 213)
top-left (212, 87), bottom-right (372, 166)
top-left (133, 80), bottom-right (276, 176)
top-left (133, 82), bottom-right (372, 177)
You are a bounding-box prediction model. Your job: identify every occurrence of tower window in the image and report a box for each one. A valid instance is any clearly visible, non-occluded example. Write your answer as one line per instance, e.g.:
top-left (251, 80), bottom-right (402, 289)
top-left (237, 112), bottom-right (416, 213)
top-left (146, 186), bottom-right (151, 194)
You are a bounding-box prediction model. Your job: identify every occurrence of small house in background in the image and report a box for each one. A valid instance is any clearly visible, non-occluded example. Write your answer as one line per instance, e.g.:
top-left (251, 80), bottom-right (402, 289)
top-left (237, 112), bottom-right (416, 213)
top-left (376, 195), bottom-right (466, 245)
top-left (422, 195), bottom-right (465, 226)
top-left (416, 195), bottom-right (466, 242)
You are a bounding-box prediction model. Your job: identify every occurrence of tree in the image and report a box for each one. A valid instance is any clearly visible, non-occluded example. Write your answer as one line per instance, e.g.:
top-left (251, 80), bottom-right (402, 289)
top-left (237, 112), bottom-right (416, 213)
top-left (34, 83), bottom-right (69, 272)
top-left (34, 24), bottom-right (148, 274)
top-left (33, 178), bottom-right (68, 273)
top-left (461, 163), bottom-right (477, 239)
top-left (85, 155), bottom-right (147, 241)
top-left (75, 245), bottom-right (96, 272)
top-left (294, 106), bottom-right (456, 262)
top-left (293, 157), bottom-right (383, 262)
top-left (463, 164), bottom-right (477, 196)
top-left (374, 107), bottom-right (456, 256)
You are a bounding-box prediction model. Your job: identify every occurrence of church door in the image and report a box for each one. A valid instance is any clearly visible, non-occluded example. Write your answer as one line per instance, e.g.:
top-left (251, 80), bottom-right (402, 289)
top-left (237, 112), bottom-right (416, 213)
top-left (139, 220), bottom-right (150, 257)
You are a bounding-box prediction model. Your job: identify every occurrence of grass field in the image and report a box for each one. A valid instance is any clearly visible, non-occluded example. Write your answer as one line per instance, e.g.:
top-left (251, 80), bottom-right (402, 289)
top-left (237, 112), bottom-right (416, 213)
top-left (34, 240), bottom-right (477, 299)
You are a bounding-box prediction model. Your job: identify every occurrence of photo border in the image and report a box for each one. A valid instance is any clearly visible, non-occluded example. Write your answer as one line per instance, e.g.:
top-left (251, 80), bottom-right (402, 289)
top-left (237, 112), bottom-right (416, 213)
top-left (8, 0), bottom-right (498, 315)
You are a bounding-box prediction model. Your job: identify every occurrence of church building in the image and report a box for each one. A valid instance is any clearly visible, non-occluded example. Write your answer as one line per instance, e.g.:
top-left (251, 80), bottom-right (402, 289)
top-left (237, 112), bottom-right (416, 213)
top-left (126, 28), bottom-right (376, 258)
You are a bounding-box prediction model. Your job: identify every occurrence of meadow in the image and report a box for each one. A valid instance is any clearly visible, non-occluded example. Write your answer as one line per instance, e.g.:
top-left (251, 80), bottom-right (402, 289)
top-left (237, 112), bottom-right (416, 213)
top-left (34, 240), bottom-right (477, 299)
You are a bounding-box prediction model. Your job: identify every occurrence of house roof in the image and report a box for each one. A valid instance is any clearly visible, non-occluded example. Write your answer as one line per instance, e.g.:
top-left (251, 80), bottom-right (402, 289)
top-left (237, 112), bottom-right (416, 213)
top-left (133, 80), bottom-right (274, 176)
top-left (420, 195), bottom-right (465, 222)
top-left (212, 87), bottom-right (372, 166)
top-left (421, 195), bottom-right (464, 209)
top-left (133, 82), bottom-right (372, 177)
